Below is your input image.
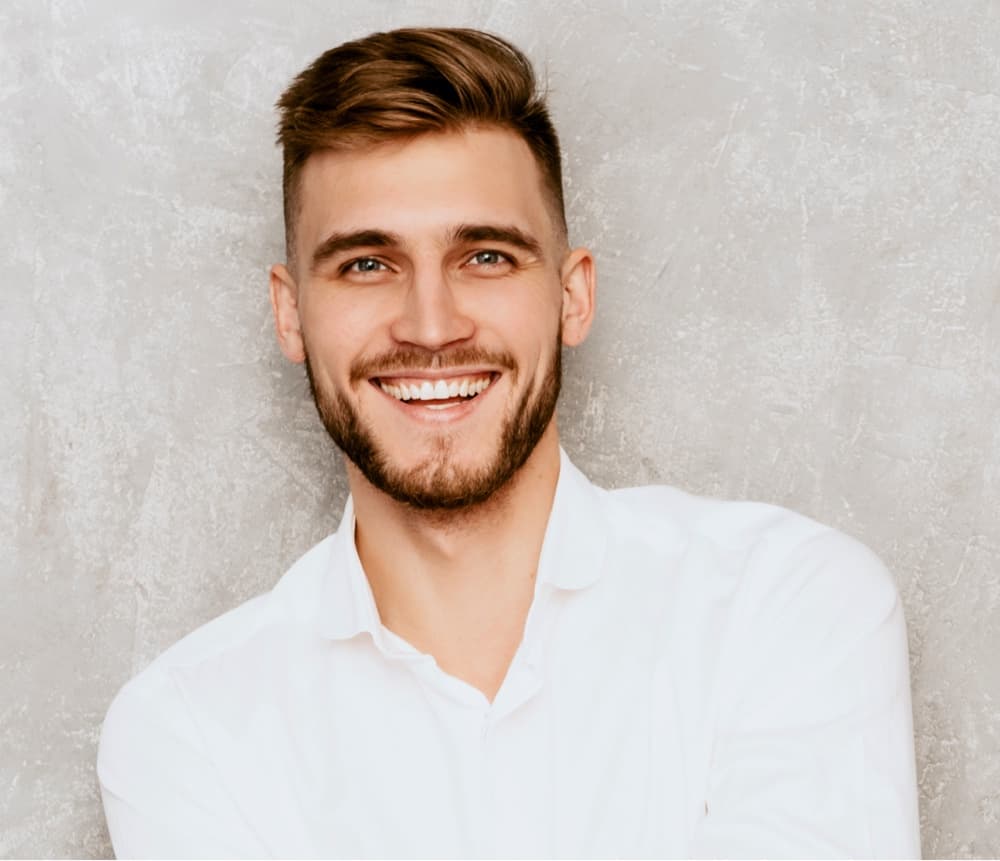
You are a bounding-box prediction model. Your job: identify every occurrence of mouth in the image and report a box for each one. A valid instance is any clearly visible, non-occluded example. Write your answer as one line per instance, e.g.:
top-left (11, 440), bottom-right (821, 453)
top-left (370, 371), bottom-right (499, 411)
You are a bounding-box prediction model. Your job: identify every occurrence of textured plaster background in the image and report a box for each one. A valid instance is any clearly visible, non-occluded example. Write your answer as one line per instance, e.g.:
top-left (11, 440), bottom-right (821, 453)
top-left (2, 0), bottom-right (999, 856)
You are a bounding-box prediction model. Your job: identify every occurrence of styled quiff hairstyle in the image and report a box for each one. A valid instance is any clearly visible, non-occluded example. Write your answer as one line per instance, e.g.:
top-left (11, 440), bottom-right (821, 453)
top-left (276, 27), bottom-right (566, 262)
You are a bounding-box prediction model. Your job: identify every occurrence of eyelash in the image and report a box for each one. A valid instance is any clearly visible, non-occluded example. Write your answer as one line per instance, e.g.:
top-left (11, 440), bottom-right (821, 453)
top-left (343, 257), bottom-right (389, 275)
top-left (467, 250), bottom-right (514, 267)
top-left (341, 250), bottom-right (514, 275)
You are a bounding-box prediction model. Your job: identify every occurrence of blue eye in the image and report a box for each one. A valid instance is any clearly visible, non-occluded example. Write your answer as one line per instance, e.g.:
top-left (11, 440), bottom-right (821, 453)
top-left (348, 257), bottom-right (386, 273)
top-left (469, 250), bottom-right (509, 266)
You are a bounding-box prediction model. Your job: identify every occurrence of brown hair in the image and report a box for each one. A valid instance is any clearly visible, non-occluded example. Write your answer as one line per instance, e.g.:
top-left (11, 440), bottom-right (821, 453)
top-left (276, 27), bottom-right (566, 262)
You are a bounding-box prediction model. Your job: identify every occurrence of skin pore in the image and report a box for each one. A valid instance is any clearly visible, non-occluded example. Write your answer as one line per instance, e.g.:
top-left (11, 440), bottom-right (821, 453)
top-left (269, 127), bottom-right (595, 700)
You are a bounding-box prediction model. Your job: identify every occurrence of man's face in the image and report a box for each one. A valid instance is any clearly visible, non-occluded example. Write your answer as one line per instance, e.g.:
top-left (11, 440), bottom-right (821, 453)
top-left (270, 127), bottom-right (593, 510)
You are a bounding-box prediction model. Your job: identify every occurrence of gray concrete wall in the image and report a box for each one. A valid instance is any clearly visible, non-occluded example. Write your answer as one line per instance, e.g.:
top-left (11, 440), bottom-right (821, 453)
top-left (2, 0), bottom-right (998, 856)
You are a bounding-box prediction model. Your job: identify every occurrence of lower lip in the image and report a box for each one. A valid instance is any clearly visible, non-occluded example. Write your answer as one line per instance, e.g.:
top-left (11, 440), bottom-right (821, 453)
top-left (370, 377), bottom-right (498, 424)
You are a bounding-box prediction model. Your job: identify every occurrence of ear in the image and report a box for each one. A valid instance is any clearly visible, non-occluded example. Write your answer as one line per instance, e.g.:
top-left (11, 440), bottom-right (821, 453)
top-left (559, 247), bottom-right (596, 347)
top-left (269, 263), bottom-right (306, 363)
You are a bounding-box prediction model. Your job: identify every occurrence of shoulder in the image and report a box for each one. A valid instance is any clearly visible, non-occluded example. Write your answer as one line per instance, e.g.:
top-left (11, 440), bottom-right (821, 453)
top-left (609, 481), bottom-right (842, 549)
top-left (129, 532), bottom-right (335, 674)
top-left (608, 482), bottom-right (897, 607)
top-left (604, 482), bottom-right (903, 699)
top-left (610, 484), bottom-right (906, 728)
top-left (98, 532), bottom-right (338, 773)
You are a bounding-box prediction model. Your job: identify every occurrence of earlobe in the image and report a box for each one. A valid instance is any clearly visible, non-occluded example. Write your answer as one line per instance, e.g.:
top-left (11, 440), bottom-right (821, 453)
top-left (269, 263), bottom-right (306, 364)
top-left (560, 247), bottom-right (596, 347)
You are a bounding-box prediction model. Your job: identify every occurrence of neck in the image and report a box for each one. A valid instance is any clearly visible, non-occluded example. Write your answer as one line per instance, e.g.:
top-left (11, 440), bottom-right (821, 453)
top-left (346, 423), bottom-right (561, 697)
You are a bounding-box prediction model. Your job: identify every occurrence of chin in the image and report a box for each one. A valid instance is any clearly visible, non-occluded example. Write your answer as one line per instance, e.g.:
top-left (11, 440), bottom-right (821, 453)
top-left (367, 435), bottom-right (519, 511)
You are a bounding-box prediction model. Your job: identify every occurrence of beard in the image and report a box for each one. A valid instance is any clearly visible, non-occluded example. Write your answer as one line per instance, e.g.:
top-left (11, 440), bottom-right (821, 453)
top-left (304, 335), bottom-right (561, 511)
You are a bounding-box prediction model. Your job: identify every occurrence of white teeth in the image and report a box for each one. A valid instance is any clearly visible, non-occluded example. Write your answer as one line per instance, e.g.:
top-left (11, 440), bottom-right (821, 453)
top-left (379, 375), bottom-right (494, 402)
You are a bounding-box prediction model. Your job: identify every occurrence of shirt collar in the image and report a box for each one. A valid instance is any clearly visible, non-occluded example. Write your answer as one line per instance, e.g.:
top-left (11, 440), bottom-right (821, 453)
top-left (318, 447), bottom-right (610, 641)
top-left (318, 494), bottom-right (379, 641)
top-left (536, 447), bottom-right (609, 591)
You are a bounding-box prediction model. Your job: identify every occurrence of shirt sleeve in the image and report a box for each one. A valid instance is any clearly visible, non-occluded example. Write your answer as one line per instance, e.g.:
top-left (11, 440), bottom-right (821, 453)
top-left (97, 669), bottom-right (268, 859)
top-left (690, 527), bottom-right (922, 859)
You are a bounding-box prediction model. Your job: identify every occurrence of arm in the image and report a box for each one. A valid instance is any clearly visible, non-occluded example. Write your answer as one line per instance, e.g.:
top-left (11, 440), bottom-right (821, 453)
top-left (692, 528), bottom-right (921, 859)
top-left (97, 670), bottom-right (268, 859)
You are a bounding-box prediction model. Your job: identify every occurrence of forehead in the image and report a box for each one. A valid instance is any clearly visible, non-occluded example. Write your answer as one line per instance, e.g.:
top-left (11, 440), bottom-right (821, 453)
top-left (295, 128), bottom-right (556, 254)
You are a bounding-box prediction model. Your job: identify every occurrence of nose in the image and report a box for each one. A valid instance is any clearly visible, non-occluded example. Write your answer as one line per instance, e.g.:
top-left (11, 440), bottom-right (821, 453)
top-left (388, 266), bottom-right (476, 351)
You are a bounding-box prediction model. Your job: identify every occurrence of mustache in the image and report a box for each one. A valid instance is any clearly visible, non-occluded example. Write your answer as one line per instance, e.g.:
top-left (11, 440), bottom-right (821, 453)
top-left (349, 347), bottom-right (517, 383)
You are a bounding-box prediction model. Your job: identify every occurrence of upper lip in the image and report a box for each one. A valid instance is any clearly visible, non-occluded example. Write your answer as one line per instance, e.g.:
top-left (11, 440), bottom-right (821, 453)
top-left (370, 367), bottom-right (501, 381)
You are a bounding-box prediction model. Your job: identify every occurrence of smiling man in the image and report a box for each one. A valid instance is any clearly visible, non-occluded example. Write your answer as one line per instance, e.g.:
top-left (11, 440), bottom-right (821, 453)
top-left (98, 28), bottom-right (921, 859)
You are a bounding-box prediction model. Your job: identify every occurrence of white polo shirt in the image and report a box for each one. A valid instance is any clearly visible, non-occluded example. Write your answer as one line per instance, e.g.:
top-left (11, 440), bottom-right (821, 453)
top-left (98, 451), bottom-right (921, 858)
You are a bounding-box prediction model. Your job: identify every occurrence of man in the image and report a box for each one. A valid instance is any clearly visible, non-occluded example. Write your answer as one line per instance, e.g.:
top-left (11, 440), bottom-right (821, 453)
top-left (98, 28), bottom-right (921, 858)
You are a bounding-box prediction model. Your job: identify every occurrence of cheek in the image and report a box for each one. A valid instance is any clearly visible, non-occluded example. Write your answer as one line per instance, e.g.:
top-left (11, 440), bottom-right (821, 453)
top-left (475, 290), bottom-right (560, 365)
top-left (476, 280), bottom-right (561, 333)
top-left (300, 298), bottom-right (373, 375)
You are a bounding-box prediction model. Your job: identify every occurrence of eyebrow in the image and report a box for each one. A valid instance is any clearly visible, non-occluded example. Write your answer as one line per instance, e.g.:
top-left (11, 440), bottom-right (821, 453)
top-left (310, 229), bottom-right (402, 274)
top-left (309, 223), bottom-right (545, 274)
top-left (448, 223), bottom-right (544, 258)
